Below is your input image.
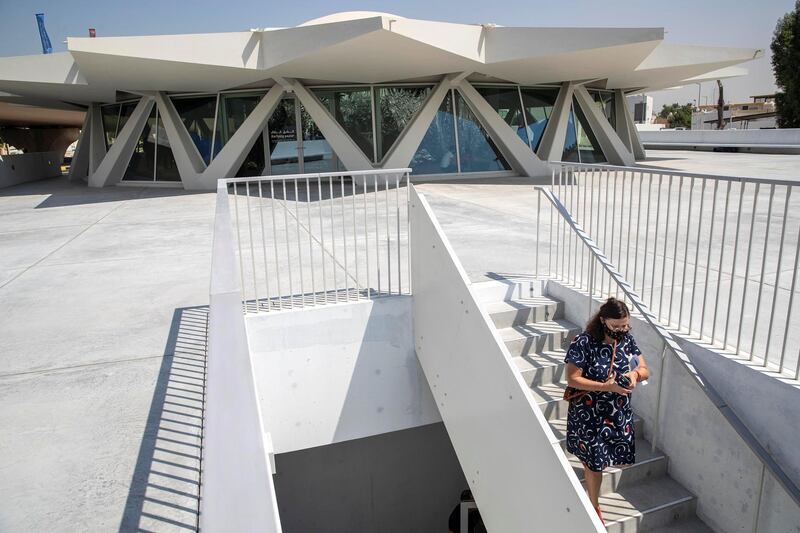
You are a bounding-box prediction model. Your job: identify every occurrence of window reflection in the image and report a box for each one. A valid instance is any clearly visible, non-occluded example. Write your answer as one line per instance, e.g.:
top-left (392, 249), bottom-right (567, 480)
top-left (375, 86), bottom-right (431, 161)
top-left (563, 99), bottom-right (606, 163)
top-left (520, 87), bottom-right (559, 153)
top-left (172, 96), bottom-right (217, 165)
top-left (313, 87), bottom-right (374, 161)
top-left (410, 91), bottom-right (458, 175)
top-left (455, 91), bottom-right (510, 172)
top-left (589, 89), bottom-right (616, 130)
top-left (475, 86), bottom-right (529, 147)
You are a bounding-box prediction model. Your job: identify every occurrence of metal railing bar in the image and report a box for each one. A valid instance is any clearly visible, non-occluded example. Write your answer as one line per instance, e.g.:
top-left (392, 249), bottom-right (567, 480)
top-left (750, 184), bottom-right (775, 360)
top-left (552, 161), bottom-right (800, 188)
top-left (712, 180), bottom-right (733, 343)
top-left (765, 187), bottom-right (792, 367)
top-left (737, 183), bottom-right (760, 355)
top-left (535, 185), bottom-right (800, 508)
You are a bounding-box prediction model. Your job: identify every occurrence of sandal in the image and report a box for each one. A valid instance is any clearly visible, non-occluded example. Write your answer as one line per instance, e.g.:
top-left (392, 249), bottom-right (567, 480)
top-left (594, 505), bottom-right (605, 525)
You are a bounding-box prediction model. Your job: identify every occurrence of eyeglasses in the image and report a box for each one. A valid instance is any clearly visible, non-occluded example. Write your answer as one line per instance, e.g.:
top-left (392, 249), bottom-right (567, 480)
top-left (606, 324), bottom-right (631, 333)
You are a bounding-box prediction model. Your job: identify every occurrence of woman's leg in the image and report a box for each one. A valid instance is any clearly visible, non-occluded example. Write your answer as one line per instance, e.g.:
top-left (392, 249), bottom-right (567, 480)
top-left (582, 463), bottom-right (603, 508)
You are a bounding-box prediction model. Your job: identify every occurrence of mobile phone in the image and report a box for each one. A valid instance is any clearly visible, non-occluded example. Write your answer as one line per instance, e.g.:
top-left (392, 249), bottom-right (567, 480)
top-left (618, 374), bottom-right (632, 389)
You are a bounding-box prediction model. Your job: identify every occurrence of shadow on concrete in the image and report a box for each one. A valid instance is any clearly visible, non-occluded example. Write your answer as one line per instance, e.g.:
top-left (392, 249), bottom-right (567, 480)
top-left (119, 305), bottom-right (208, 533)
top-left (0, 175), bottom-right (208, 209)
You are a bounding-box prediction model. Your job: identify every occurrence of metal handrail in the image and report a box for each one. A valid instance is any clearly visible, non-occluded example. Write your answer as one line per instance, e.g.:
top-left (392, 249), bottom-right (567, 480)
top-left (552, 160), bottom-right (800, 187)
top-left (548, 162), bottom-right (800, 379)
top-left (223, 168), bottom-right (412, 312)
top-left (534, 185), bottom-right (800, 512)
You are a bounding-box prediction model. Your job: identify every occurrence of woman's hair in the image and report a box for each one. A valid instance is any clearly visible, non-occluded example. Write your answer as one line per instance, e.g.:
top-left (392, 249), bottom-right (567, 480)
top-left (586, 297), bottom-right (630, 342)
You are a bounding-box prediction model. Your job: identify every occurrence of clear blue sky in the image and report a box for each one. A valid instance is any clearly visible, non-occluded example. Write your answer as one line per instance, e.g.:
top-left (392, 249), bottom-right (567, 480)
top-left (0, 0), bottom-right (794, 109)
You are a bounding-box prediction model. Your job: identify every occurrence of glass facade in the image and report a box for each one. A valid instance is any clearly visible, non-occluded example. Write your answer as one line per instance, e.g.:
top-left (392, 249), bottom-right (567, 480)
top-left (520, 87), bottom-right (559, 153)
top-left (410, 91), bottom-right (458, 175)
top-left (562, 99), bottom-right (606, 163)
top-left (213, 93), bottom-right (263, 157)
top-left (171, 95), bottom-right (218, 164)
top-left (455, 91), bottom-right (510, 172)
top-left (375, 86), bottom-right (431, 161)
top-left (475, 86), bottom-right (528, 147)
top-left (267, 98), bottom-right (300, 175)
top-left (313, 87), bottom-right (374, 161)
top-left (411, 89), bottom-right (510, 175)
top-left (123, 103), bottom-right (180, 181)
top-left (590, 89), bottom-right (616, 130)
top-left (101, 101), bottom-right (137, 150)
top-left (299, 102), bottom-right (334, 173)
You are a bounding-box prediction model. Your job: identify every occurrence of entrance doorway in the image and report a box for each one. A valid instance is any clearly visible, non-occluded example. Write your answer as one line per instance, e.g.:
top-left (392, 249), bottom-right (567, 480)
top-left (264, 97), bottom-right (339, 176)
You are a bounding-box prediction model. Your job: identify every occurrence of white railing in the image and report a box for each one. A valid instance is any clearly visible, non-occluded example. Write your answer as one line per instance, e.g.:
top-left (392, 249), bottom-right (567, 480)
top-left (549, 162), bottom-right (800, 379)
top-left (222, 169), bottom-right (411, 313)
top-left (533, 185), bottom-right (800, 530)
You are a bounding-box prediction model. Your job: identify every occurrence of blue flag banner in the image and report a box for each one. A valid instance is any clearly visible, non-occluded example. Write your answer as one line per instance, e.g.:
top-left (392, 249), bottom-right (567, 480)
top-left (36, 13), bottom-right (52, 54)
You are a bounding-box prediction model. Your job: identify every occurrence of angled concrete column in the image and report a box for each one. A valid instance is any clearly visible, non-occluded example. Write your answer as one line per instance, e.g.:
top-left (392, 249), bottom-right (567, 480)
top-left (68, 110), bottom-right (91, 182)
top-left (536, 81), bottom-right (576, 163)
top-left (621, 94), bottom-right (647, 161)
top-left (199, 85), bottom-right (284, 189)
top-left (573, 85), bottom-right (635, 166)
top-left (381, 76), bottom-right (453, 171)
top-left (154, 92), bottom-right (207, 178)
top-left (614, 89), bottom-right (635, 152)
top-left (89, 97), bottom-right (154, 188)
top-left (456, 81), bottom-right (552, 178)
top-left (287, 78), bottom-right (374, 172)
top-left (157, 85), bottom-right (284, 190)
top-left (88, 103), bottom-right (107, 174)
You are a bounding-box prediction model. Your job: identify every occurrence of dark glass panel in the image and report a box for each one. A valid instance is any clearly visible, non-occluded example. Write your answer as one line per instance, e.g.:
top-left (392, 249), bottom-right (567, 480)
top-left (475, 86), bottom-right (529, 147)
top-left (454, 91), bottom-right (510, 172)
top-left (410, 91), bottom-right (457, 175)
top-left (375, 86), bottom-right (431, 161)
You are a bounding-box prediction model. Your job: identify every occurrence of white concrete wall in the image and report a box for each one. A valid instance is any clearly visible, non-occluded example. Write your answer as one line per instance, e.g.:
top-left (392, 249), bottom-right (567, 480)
top-left (0, 151), bottom-right (63, 188)
top-left (247, 296), bottom-right (441, 454)
top-left (409, 186), bottom-right (604, 532)
top-left (202, 183), bottom-right (283, 533)
top-left (546, 280), bottom-right (800, 533)
top-left (672, 336), bottom-right (800, 490)
top-left (639, 128), bottom-right (800, 147)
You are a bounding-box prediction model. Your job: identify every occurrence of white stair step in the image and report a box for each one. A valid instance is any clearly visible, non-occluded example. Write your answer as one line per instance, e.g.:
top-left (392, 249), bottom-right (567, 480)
top-left (472, 279), bottom-right (530, 304)
top-left (486, 296), bottom-right (563, 328)
top-left (514, 350), bottom-right (568, 387)
top-left (499, 319), bottom-right (580, 357)
top-left (599, 476), bottom-right (698, 533)
top-left (567, 436), bottom-right (668, 495)
top-left (644, 518), bottom-right (714, 533)
top-left (529, 381), bottom-right (571, 421)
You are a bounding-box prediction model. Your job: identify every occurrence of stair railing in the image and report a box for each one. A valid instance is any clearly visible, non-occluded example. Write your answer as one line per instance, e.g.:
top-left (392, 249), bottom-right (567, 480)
top-left (532, 185), bottom-right (800, 523)
top-left (549, 162), bottom-right (800, 379)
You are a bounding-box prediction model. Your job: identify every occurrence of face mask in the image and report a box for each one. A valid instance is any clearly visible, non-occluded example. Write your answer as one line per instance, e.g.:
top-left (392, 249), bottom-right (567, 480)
top-left (603, 322), bottom-right (627, 340)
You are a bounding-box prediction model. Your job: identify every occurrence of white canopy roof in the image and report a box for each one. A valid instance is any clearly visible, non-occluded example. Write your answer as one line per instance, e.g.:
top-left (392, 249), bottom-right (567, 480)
top-left (0, 11), bottom-right (761, 107)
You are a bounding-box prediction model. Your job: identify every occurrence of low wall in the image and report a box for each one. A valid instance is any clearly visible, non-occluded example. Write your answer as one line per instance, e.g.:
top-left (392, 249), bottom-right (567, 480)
top-left (546, 280), bottom-right (800, 533)
top-left (639, 128), bottom-right (800, 153)
top-left (0, 151), bottom-right (63, 188)
top-left (672, 336), bottom-right (800, 490)
top-left (247, 296), bottom-right (441, 454)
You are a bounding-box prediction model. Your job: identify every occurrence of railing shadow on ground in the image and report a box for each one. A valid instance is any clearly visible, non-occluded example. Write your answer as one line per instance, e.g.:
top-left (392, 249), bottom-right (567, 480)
top-left (119, 305), bottom-right (208, 533)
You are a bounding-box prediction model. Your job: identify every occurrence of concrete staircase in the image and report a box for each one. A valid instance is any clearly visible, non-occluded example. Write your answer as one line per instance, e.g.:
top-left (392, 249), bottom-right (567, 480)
top-left (476, 281), bottom-right (713, 533)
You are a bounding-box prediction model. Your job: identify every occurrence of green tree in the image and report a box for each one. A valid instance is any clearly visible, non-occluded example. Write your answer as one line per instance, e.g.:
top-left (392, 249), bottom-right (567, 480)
top-left (657, 103), bottom-right (694, 129)
top-left (772, 1), bottom-right (800, 127)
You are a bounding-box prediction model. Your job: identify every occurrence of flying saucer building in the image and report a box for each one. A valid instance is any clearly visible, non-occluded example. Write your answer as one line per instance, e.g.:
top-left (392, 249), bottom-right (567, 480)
top-left (0, 11), bottom-right (761, 189)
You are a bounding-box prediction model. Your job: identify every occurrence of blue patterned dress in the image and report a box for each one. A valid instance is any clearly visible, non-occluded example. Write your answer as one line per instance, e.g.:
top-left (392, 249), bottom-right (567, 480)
top-left (563, 331), bottom-right (641, 472)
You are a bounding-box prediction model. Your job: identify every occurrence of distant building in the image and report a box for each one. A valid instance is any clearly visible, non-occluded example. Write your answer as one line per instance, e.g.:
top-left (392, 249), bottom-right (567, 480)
top-left (692, 94), bottom-right (777, 130)
top-left (627, 94), bottom-right (654, 124)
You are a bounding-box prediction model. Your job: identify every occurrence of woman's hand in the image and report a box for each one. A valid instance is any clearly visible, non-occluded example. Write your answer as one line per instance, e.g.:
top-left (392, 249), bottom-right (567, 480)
top-left (602, 375), bottom-right (632, 395)
top-left (624, 371), bottom-right (639, 390)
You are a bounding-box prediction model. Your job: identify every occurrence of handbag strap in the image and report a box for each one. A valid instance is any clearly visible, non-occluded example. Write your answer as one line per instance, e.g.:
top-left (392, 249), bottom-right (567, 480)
top-left (608, 339), bottom-right (617, 379)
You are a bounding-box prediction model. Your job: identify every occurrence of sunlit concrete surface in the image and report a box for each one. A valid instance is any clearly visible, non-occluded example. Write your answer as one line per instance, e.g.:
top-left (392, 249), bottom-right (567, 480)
top-left (0, 149), bottom-right (797, 531)
top-left (0, 177), bottom-right (215, 532)
top-left (642, 149), bottom-right (800, 181)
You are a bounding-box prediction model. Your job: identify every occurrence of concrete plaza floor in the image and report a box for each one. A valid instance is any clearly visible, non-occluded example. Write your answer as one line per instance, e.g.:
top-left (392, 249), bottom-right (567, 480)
top-left (0, 149), bottom-right (797, 531)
